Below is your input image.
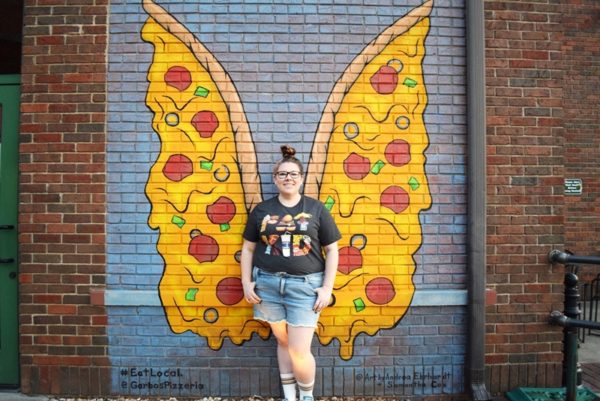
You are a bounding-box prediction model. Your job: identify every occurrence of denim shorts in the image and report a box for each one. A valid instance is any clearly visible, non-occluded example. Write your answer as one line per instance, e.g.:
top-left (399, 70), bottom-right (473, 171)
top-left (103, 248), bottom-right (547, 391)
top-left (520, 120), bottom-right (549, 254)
top-left (252, 266), bottom-right (324, 328)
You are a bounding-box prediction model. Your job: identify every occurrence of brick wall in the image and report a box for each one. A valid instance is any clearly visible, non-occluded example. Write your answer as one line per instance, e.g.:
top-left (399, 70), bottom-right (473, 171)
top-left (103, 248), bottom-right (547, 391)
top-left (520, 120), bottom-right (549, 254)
top-left (484, 0), bottom-right (567, 393)
top-left (15, 0), bottom-right (600, 398)
top-left (562, 0), bottom-right (600, 280)
top-left (18, 0), bottom-right (110, 395)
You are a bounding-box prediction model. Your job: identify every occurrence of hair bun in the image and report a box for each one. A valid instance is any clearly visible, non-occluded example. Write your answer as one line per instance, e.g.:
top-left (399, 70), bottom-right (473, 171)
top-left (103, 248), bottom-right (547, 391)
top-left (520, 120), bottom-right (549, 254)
top-left (280, 145), bottom-right (296, 158)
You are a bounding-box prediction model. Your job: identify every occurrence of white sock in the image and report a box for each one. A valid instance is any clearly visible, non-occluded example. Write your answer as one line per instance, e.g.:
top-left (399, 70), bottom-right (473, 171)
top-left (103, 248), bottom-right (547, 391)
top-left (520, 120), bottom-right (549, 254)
top-left (280, 373), bottom-right (297, 401)
top-left (297, 379), bottom-right (314, 400)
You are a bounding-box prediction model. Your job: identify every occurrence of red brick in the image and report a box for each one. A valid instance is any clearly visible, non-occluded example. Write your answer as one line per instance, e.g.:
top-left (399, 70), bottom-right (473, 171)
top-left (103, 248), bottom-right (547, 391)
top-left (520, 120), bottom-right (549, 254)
top-left (34, 336), bottom-right (62, 345)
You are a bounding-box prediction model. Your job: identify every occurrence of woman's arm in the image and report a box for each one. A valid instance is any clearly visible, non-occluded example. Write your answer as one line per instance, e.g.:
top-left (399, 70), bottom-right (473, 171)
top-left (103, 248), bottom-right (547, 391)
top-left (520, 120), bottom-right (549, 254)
top-left (314, 241), bottom-right (339, 312)
top-left (240, 239), bottom-right (261, 304)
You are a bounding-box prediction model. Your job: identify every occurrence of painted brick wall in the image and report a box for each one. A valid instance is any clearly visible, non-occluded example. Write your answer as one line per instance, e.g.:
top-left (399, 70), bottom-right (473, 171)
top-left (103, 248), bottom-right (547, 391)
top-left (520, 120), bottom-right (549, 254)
top-left (484, 0), bottom-right (565, 392)
top-left (18, 0), bottom-right (110, 395)
top-left (106, 0), bottom-right (467, 398)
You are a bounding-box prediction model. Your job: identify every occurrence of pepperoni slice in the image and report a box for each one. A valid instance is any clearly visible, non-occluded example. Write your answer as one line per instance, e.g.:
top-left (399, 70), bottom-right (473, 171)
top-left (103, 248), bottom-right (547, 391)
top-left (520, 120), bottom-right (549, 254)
top-left (380, 186), bottom-right (409, 214)
top-left (206, 196), bottom-right (236, 225)
top-left (370, 65), bottom-right (398, 94)
top-left (191, 110), bottom-right (219, 138)
top-left (365, 277), bottom-right (396, 304)
top-left (385, 139), bottom-right (411, 167)
top-left (162, 154), bottom-right (193, 182)
top-left (188, 233), bottom-right (219, 264)
top-left (216, 277), bottom-right (244, 305)
top-left (338, 246), bottom-right (363, 275)
top-left (343, 152), bottom-right (371, 180)
top-left (164, 66), bottom-right (192, 91)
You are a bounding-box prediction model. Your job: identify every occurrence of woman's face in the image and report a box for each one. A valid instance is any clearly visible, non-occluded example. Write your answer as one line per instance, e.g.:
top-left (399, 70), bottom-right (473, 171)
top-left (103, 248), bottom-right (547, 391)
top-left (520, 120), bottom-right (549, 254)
top-left (274, 161), bottom-right (303, 197)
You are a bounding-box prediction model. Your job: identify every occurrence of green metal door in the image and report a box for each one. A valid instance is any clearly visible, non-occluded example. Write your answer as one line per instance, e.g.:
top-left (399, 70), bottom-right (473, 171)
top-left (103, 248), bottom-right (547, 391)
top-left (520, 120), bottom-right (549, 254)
top-left (0, 75), bottom-right (20, 388)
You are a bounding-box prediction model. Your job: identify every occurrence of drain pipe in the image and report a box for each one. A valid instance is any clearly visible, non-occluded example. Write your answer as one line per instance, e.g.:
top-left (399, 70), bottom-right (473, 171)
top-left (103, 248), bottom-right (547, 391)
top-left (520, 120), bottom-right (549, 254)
top-left (466, 0), bottom-right (491, 400)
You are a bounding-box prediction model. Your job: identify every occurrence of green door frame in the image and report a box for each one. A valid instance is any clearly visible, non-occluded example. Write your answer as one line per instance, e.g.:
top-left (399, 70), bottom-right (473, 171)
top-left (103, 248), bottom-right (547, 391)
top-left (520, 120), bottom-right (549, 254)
top-left (0, 74), bottom-right (20, 388)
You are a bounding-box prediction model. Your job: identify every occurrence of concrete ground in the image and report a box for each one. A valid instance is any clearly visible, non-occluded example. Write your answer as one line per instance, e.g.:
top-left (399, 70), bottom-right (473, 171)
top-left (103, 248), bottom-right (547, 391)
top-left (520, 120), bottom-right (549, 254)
top-left (0, 392), bottom-right (47, 401)
top-left (579, 330), bottom-right (600, 364)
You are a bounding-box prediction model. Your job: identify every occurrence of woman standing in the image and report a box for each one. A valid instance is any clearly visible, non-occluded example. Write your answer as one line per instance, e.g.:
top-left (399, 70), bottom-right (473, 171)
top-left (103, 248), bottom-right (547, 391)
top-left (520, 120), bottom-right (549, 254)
top-left (241, 145), bottom-right (341, 401)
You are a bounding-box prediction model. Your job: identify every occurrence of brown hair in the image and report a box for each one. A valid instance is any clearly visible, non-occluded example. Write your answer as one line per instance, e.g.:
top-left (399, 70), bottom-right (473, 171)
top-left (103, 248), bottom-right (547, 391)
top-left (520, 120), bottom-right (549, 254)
top-left (273, 145), bottom-right (304, 175)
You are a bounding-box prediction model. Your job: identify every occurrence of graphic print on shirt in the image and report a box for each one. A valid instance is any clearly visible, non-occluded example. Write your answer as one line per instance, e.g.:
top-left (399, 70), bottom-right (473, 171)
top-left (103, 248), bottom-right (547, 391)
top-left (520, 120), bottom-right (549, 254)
top-left (259, 213), bottom-right (313, 258)
top-left (142, 0), bottom-right (432, 359)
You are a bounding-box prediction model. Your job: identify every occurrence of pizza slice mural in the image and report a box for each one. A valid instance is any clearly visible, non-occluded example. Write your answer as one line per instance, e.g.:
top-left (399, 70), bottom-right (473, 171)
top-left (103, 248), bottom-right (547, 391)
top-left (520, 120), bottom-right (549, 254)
top-left (305, 0), bottom-right (433, 359)
top-left (141, 0), bottom-right (269, 348)
top-left (141, 0), bottom-right (432, 359)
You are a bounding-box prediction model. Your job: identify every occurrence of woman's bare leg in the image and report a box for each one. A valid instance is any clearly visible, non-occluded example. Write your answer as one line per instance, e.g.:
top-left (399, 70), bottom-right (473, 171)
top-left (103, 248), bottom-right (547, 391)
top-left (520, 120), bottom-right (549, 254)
top-left (270, 323), bottom-right (317, 399)
top-left (287, 326), bottom-right (316, 399)
top-left (270, 321), bottom-right (292, 372)
top-left (270, 321), bottom-right (297, 400)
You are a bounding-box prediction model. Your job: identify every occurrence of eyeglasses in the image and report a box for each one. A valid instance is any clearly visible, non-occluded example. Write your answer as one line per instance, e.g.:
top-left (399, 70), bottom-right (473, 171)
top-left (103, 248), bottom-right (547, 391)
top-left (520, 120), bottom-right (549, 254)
top-left (274, 171), bottom-right (302, 180)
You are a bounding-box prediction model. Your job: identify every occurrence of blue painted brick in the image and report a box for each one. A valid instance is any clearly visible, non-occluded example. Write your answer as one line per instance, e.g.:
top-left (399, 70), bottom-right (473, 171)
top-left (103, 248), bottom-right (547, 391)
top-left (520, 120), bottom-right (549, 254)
top-left (394, 355), bottom-right (424, 365)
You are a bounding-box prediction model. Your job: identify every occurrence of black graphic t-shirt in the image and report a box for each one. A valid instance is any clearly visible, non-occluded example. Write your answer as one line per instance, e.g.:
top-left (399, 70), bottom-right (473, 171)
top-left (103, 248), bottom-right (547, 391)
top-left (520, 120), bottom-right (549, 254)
top-left (243, 195), bottom-right (341, 275)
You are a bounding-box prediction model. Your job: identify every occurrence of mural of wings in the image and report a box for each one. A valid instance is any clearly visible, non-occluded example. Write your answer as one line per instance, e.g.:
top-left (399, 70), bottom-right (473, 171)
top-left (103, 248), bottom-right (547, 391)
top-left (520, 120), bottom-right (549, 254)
top-left (305, 1), bottom-right (433, 359)
top-left (141, 0), bottom-right (432, 358)
top-left (141, 0), bottom-right (269, 348)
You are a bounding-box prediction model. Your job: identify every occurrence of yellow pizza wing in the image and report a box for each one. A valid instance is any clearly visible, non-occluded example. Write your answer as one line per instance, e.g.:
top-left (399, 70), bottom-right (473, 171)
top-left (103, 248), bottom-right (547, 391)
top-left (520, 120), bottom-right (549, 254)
top-left (305, 0), bottom-right (433, 360)
top-left (141, 0), bottom-right (269, 349)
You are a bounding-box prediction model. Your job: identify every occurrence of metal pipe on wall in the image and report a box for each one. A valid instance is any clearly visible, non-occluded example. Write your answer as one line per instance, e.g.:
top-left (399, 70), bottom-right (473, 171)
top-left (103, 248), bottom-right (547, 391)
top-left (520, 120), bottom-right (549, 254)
top-left (466, 0), bottom-right (491, 400)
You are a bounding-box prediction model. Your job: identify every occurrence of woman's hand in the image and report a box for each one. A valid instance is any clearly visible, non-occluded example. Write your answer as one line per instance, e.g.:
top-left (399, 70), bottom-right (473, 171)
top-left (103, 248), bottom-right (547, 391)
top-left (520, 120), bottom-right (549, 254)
top-left (313, 285), bottom-right (333, 313)
top-left (242, 281), bottom-right (261, 304)
top-left (240, 240), bottom-right (260, 304)
top-left (314, 241), bottom-right (338, 313)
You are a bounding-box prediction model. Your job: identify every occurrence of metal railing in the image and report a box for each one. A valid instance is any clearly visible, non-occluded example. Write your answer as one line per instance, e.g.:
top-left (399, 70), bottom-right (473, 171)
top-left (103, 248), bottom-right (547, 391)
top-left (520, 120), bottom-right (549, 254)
top-left (548, 250), bottom-right (600, 401)
top-left (580, 273), bottom-right (600, 343)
